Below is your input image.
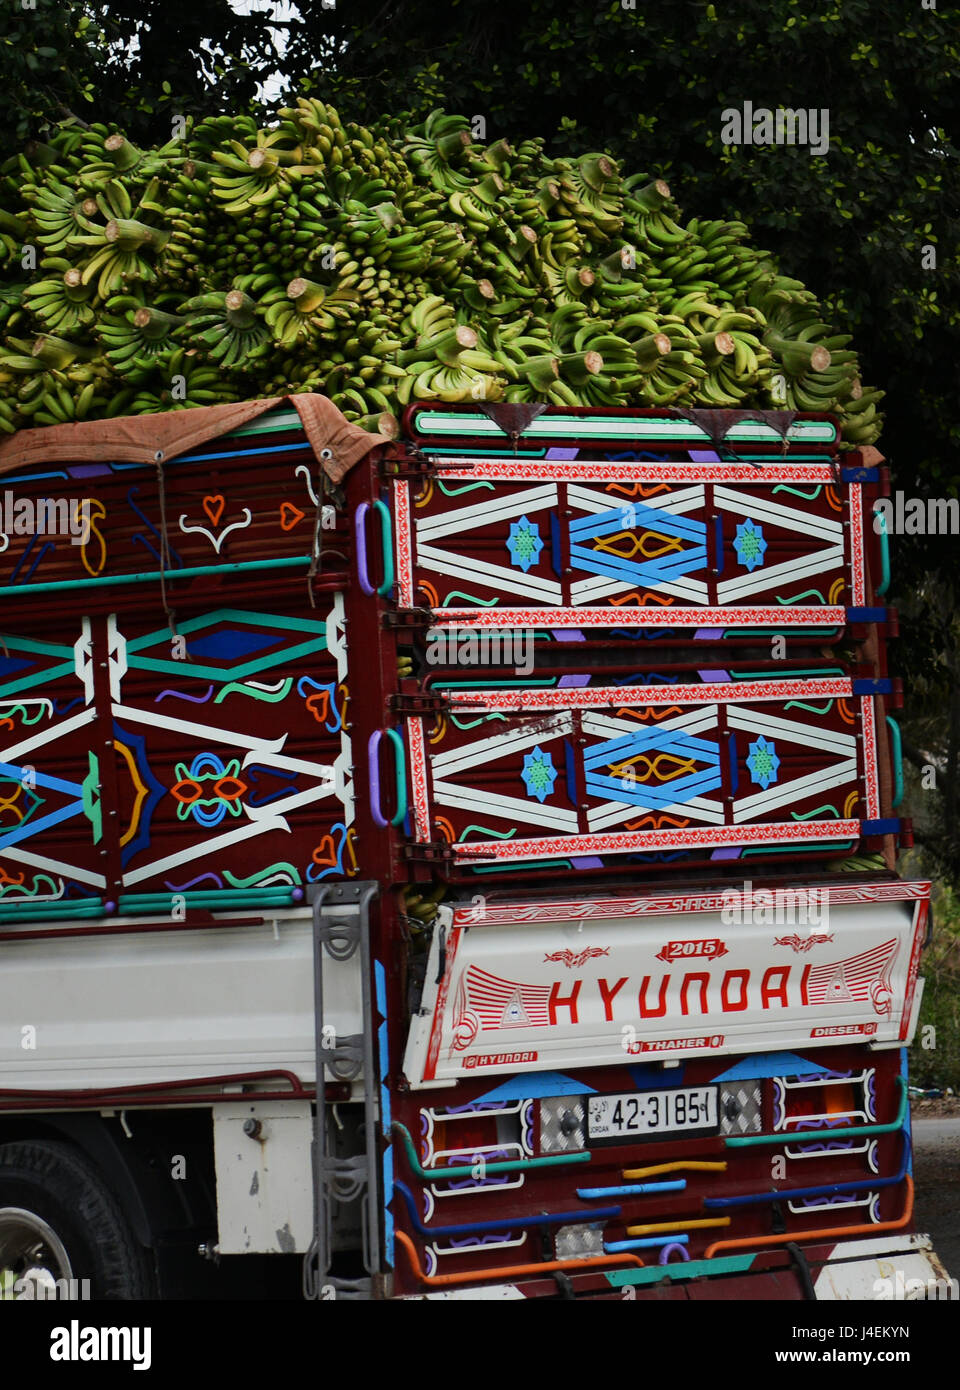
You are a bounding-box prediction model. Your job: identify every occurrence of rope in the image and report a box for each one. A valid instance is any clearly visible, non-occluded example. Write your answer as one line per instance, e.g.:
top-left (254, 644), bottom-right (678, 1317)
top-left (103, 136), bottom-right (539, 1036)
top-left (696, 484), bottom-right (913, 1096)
top-left (154, 454), bottom-right (177, 638)
top-left (306, 450), bottom-right (332, 609)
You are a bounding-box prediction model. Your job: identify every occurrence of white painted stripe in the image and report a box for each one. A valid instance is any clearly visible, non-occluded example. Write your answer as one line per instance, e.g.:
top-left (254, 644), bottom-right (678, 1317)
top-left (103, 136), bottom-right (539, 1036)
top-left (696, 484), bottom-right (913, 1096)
top-left (112, 703), bottom-right (286, 755)
top-left (715, 486), bottom-right (843, 541)
top-left (733, 759), bottom-right (859, 821)
top-left (717, 545), bottom-right (844, 603)
top-left (431, 780), bottom-right (579, 832)
top-left (571, 573), bottom-right (709, 603)
top-left (588, 794), bottom-right (726, 830)
top-left (567, 484), bottom-right (705, 515)
top-left (416, 543), bottom-right (562, 602)
top-left (0, 705), bottom-right (97, 764)
top-left (416, 483), bottom-right (558, 540)
top-left (0, 846), bottom-right (105, 889)
top-left (430, 713), bottom-right (574, 777)
top-left (728, 705), bottom-right (856, 754)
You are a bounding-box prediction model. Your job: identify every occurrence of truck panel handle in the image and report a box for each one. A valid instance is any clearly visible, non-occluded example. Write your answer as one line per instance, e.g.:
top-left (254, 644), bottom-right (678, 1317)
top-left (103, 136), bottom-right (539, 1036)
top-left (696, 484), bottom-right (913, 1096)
top-left (367, 728), bottom-right (407, 828)
top-left (886, 715), bottom-right (904, 808)
top-left (873, 502), bottom-right (891, 597)
top-left (354, 499), bottom-right (394, 597)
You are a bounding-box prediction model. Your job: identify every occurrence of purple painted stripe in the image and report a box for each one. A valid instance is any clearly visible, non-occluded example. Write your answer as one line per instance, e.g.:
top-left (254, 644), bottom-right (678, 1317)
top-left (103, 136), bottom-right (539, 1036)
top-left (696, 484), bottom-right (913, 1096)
top-left (545, 448), bottom-right (580, 459)
top-left (697, 669), bottom-right (730, 682)
top-left (695, 628), bottom-right (725, 640)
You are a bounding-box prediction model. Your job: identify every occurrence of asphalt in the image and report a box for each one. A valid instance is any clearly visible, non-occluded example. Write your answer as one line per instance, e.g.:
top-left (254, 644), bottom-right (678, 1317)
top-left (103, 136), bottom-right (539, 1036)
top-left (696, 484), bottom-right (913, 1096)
top-left (911, 1117), bottom-right (960, 1276)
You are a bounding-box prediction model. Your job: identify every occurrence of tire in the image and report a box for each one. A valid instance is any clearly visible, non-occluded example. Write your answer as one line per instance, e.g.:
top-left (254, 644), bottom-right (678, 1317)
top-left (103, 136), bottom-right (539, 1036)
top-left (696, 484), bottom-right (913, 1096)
top-left (0, 1140), bottom-right (155, 1300)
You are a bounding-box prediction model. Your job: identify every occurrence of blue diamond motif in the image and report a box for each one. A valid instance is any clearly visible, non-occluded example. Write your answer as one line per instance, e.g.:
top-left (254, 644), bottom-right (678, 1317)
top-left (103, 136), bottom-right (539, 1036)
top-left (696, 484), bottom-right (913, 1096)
top-left (746, 735), bottom-right (780, 790)
top-left (507, 516), bottom-right (544, 573)
top-left (521, 746), bottom-right (557, 803)
top-left (733, 518), bottom-right (767, 572)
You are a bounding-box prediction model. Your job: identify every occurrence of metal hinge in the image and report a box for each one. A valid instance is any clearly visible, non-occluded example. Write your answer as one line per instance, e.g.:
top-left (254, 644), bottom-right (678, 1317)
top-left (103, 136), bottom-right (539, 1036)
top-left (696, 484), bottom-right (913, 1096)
top-left (382, 607), bottom-right (434, 630)
top-left (389, 691), bottom-right (448, 716)
top-left (402, 841), bottom-right (456, 863)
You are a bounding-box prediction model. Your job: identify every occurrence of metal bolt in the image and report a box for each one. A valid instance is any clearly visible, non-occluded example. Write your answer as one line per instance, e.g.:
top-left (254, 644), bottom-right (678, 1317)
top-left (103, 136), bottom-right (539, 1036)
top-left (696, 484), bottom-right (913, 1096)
top-left (559, 1110), bottom-right (580, 1136)
top-left (243, 1117), bottom-right (263, 1140)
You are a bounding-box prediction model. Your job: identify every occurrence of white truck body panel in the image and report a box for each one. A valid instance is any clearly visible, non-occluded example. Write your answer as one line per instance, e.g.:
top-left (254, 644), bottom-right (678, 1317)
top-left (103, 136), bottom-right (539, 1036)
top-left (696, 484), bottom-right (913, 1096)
top-left (0, 909), bottom-right (362, 1091)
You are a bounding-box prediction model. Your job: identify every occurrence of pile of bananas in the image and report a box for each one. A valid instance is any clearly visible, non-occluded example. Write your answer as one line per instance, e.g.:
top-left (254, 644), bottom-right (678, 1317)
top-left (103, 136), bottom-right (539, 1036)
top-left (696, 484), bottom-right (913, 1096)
top-left (0, 102), bottom-right (881, 444)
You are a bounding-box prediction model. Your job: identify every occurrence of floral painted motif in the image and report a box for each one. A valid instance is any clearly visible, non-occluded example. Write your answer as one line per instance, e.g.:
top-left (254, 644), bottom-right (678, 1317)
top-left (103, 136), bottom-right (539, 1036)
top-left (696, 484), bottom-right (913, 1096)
top-left (746, 735), bottom-right (780, 789)
top-left (170, 752), bottom-right (249, 828)
top-left (521, 746), bottom-right (557, 803)
top-left (506, 515), bottom-right (544, 573)
top-left (733, 518), bottom-right (767, 572)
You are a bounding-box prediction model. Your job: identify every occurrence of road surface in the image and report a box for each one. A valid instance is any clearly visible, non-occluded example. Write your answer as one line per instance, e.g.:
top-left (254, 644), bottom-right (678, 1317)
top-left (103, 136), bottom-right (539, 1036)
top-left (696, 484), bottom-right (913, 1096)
top-left (912, 1116), bottom-right (960, 1276)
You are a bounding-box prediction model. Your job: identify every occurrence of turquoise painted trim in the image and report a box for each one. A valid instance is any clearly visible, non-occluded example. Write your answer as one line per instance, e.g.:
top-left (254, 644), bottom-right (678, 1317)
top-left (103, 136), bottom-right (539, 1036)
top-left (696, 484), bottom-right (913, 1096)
top-left (227, 409), bottom-right (303, 437)
top-left (605, 1253), bottom-right (757, 1287)
top-left (0, 555), bottom-right (313, 599)
top-left (385, 727), bottom-right (407, 826)
top-left (0, 900), bottom-right (104, 921)
top-left (413, 412), bottom-right (837, 444)
top-left (726, 1076), bottom-right (907, 1147)
top-left (391, 1121), bottom-right (591, 1178)
top-left (886, 716), bottom-right (904, 808)
top-left (370, 499), bottom-right (395, 596)
top-left (874, 505), bottom-right (891, 597)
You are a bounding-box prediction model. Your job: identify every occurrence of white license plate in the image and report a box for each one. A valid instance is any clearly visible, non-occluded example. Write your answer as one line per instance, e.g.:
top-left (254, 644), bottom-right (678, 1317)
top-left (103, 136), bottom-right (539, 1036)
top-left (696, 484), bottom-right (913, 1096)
top-left (588, 1086), bottom-right (718, 1141)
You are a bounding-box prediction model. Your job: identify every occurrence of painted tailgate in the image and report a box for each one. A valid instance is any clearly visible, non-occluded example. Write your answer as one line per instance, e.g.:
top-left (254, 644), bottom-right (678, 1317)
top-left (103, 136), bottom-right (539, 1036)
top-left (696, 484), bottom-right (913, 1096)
top-left (403, 882), bottom-right (929, 1084)
top-left (402, 672), bottom-right (899, 872)
top-left (391, 447), bottom-right (886, 637)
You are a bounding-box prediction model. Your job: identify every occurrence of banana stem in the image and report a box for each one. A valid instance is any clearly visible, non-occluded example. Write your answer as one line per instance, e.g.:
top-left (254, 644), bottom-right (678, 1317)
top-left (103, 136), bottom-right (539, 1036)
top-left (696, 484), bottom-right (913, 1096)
top-left (564, 265), bottom-right (596, 296)
top-left (133, 307), bottom-right (184, 341)
top-left (436, 130), bottom-right (471, 160)
top-left (32, 335), bottom-right (96, 369)
top-left (287, 277), bottom-right (328, 313)
top-left (104, 135), bottom-right (142, 171)
top-left (558, 350), bottom-right (603, 385)
top-left (764, 331), bottom-right (832, 376)
top-left (697, 331), bottom-right (736, 366)
top-left (224, 289), bottom-right (258, 329)
top-left (627, 178), bottom-right (672, 213)
top-left (105, 218), bottom-right (170, 251)
top-left (473, 172), bottom-right (505, 205)
top-left (0, 209), bottom-right (26, 237)
top-left (518, 354), bottom-right (560, 392)
top-left (397, 325), bottom-right (477, 367)
top-left (248, 147), bottom-right (280, 177)
top-left (633, 333), bottom-right (673, 370)
top-left (578, 153), bottom-right (617, 191)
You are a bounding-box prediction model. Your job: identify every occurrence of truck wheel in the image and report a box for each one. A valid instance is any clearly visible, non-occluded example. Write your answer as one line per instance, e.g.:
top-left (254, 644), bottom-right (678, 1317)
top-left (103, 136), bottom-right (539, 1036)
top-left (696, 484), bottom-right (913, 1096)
top-left (0, 1140), bottom-right (155, 1300)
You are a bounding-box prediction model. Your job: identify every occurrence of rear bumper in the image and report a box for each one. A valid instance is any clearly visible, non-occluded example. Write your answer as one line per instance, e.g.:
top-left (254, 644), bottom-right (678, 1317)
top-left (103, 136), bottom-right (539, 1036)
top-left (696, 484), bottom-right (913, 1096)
top-left (400, 1233), bottom-right (952, 1300)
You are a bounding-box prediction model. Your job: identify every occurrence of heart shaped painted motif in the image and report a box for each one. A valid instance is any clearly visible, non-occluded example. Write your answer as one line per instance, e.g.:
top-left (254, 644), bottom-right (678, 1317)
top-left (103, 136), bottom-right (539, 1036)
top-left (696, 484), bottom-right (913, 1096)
top-left (202, 495), bottom-right (225, 528)
top-left (280, 501), bottom-right (305, 531)
top-left (311, 835), bottom-right (337, 869)
top-left (306, 689), bottom-right (330, 724)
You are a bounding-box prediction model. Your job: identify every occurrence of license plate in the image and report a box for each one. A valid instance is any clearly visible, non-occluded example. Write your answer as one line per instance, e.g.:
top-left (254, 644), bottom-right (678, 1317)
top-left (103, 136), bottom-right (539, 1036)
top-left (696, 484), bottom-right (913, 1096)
top-left (587, 1086), bottom-right (719, 1141)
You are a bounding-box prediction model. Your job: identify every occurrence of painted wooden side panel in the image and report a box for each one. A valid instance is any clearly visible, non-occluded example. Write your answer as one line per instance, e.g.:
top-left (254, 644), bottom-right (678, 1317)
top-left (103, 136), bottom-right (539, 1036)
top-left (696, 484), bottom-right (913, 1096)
top-left (0, 597), bottom-right (356, 916)
top-left (393, 452), bottom-right (882, 633)
top-left (404, 673), bottom-right (892, 870)
top-left (0, 423), bottom-right (348, 593)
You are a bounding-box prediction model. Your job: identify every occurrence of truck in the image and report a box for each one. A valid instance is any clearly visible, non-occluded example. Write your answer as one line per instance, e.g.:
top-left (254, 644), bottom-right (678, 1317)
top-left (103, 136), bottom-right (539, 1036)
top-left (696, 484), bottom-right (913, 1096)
top-left (0, 396), bottom-right (945, 1301)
